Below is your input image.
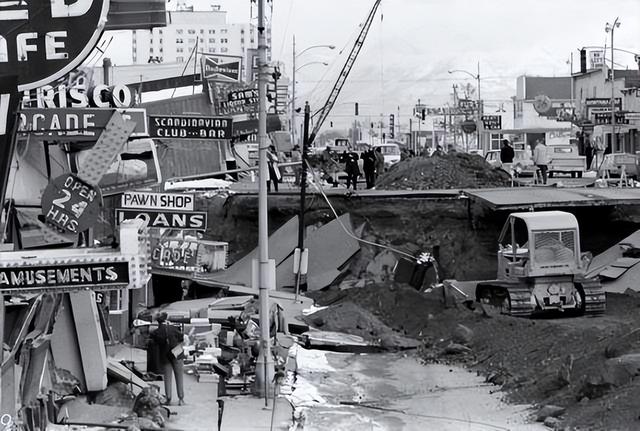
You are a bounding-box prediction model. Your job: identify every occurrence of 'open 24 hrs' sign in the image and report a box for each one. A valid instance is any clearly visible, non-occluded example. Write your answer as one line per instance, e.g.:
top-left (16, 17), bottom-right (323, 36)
top-left (41, 173), bottom-right (102, 233)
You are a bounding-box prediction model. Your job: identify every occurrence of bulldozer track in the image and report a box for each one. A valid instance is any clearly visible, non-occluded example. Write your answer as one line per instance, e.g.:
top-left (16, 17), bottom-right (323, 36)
top-left (578, 279), bottom-right (606, 316)
top-left (477, 282), bottom-right (535, 317)
top-left (506, 286), bottom-right (536, 317)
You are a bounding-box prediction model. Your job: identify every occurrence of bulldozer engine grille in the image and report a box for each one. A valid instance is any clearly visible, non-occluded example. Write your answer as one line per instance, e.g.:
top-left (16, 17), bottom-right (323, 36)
top-left (533, 230), bottom-right (576, 265)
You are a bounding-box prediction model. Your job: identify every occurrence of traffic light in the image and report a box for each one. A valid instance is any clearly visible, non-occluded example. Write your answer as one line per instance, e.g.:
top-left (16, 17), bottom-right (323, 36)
top-left (421, 109), bottom-right (426, 120)
top-left (580, 49), bottom-right (586, 74)
top-left (355, 102), bottom-right (359, 116)
top-left (330, 121), bottom-right (333, 127)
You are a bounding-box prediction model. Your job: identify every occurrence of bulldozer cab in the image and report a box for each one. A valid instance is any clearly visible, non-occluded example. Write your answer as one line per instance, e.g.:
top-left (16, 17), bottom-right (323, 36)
top-left (497, 211), bottom-right (581, 280)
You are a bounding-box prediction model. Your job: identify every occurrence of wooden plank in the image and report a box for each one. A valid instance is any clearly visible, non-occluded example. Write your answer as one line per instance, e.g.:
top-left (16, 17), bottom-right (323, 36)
top-left (106, 359), bottom-right (149, 395)
top-left (69, 291), bottom-right (107, 391)
top-left (51, 294), bottom-right (86, 392)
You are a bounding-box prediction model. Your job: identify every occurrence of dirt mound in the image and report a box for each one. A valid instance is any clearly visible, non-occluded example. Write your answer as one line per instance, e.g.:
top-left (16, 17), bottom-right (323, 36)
top-left (376, 152), bottom-right (511, 190)
top-left (310, 284), bottom-right (640, 430)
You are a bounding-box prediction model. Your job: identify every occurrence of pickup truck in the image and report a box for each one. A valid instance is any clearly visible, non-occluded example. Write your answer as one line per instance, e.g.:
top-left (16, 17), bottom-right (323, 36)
top-left (547, 145), bottom-right (586, 178)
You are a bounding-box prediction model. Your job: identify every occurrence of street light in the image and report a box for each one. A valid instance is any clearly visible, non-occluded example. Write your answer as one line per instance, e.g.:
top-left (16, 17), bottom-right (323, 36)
top-left (295, 61), bottom-right (329, 72)
top-left (292, 35), bottom-right (335, 148)
top-left (606, 18), bottom-right (621, 152)
top-left (448, 62), bottom-right (482, 151)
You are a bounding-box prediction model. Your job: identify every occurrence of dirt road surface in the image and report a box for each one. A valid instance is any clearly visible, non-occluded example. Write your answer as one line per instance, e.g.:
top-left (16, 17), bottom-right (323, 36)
top-left (288, 347), bottom-right (546, 430)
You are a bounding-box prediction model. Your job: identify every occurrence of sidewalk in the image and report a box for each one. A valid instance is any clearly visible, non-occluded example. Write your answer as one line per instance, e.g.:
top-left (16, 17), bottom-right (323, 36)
top-left (166, 373), bottom-right (293, 431)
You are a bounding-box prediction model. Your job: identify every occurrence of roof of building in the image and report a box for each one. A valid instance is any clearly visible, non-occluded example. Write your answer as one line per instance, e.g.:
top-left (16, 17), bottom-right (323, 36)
top-left (522, 76), bottom-right (572, 100)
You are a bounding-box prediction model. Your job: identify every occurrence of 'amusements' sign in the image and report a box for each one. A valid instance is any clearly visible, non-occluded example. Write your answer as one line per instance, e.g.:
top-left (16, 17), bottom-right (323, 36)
top-left (0, 262), bottom-right (130, 293)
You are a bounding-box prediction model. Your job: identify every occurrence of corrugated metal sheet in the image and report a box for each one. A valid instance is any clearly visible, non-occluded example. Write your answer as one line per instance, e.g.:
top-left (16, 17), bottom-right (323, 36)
top-left (155, 139), bottom-right (223, 179)
top-left (140, 93), bottom-right (215, 116)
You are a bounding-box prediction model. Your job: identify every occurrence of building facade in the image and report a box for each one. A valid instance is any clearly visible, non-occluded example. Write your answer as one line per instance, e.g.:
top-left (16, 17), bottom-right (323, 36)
top-left (573, 68), bottom-right (640, 154)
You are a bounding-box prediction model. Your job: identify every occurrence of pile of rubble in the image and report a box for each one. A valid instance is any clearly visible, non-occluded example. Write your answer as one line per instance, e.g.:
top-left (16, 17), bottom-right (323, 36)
top-left (376, 152), bottom-right (511, 190)
top-left (307, 280), bottom-right (640, 430)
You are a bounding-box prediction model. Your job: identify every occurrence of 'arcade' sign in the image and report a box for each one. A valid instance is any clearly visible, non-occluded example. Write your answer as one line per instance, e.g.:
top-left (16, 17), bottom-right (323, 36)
top-left (0, 0), bottom-right (110, 91)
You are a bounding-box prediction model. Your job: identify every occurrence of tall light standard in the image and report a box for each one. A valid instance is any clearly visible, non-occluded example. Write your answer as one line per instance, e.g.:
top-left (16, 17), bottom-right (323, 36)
top-left (292, 35), bottom-right (335, 147)
top-left (448, 62), bottom-right (481, 151)
top-left (606, 18), bottom-right (621, 152)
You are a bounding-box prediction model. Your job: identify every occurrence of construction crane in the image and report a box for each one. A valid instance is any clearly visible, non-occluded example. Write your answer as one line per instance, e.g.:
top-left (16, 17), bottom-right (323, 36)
top-left (308, 0), bottom-right (383, 145)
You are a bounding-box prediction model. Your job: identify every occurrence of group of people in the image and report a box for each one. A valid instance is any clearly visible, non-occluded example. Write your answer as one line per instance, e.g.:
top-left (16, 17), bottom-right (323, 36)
top-left (499, 138), bottom-right (549, 184)
top-left (337, 147), bottom-right (386, 190)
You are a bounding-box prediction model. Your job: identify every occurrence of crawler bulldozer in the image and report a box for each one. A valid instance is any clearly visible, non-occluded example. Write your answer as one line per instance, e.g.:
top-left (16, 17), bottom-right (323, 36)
top-left (475, 211), bottom-right (605, 317)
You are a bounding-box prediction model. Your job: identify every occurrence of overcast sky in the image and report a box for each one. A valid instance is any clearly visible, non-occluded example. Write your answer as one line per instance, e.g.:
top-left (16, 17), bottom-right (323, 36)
top-left (191, 0), bottom-right (639, 126)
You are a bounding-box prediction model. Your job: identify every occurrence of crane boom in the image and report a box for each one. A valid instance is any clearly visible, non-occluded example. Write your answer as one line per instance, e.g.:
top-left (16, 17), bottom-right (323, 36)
top-left (309, 0), bottom-right (382, 144)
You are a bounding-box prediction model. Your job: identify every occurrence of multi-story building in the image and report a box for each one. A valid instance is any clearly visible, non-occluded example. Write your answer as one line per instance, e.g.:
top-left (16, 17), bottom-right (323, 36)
top-left (111, 5), bottom-right (271, 80)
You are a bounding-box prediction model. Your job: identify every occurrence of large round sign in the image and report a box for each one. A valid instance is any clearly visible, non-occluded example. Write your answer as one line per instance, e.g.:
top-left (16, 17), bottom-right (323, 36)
top-left (41, 174), bottom-right (102, 234)
top-left (461, 120), bottom-right (477, 134)
top-left (0, 0), bottom-right (109, 91)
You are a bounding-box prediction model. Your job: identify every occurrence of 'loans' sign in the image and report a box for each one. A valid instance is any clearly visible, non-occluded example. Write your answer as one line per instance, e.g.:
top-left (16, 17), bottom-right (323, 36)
top-left (121, 191), bottom-right (194, 211)
top-left (116, 209), bottom-right (207, 230)
top-left (149, 115), bottom-right (232, 139)
top-left (0, 0), bottom-right (110, 91)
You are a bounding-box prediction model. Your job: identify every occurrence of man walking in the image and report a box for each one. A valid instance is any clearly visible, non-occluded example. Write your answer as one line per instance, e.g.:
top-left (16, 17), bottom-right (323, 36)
top-left (532, 139), bottom-right (550, 185)
top-left (291, 145), bottom-right (302, 186)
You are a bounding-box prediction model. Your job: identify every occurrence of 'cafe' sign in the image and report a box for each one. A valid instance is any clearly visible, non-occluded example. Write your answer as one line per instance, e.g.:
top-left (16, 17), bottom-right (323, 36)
top-left (0, 0), bottom-right (110, 92)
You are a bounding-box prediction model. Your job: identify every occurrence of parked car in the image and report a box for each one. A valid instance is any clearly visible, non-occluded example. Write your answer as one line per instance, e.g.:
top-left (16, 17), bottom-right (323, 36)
top-left (484, 149), bottom-right (535, 176)
top-left (373, 143), bottom-right (401, 169)
top-left (547, 144), bottom-right (586, 178)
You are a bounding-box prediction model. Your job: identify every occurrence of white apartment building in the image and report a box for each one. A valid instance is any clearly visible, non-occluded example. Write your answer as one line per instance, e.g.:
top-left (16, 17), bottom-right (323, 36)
top-left (124, 5), bottom-right (271, 72)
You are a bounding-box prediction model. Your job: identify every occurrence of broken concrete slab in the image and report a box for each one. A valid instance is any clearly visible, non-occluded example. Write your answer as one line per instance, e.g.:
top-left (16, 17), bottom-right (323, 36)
top-left (209, 216), bottom-right (299, 286)
top-left (277, 214), bottom-right (361, 291)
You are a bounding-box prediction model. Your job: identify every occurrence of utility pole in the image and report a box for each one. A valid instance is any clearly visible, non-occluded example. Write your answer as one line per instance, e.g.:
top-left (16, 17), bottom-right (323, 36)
top-left (295, 102), bottom-right (310, 298)
top-left (256, 0), bottom-right (274, 401)
top-left (291, 35), bottom-right (297, 147)
top-left (606, 18), bottom-right (621, 152)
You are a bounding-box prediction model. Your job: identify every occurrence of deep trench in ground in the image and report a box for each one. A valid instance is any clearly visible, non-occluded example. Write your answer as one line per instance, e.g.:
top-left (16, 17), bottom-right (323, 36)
top-left (198, 193), bottom-right (640, 282)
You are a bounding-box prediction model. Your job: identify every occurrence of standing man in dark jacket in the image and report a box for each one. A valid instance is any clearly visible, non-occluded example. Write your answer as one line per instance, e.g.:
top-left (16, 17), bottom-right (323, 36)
top-left (500, 139), bottom-right (515, 164)
top-left (361, 149), bottom-right (376, 189)
top-left (341, 151), bottom-right (361, 190)
top-left (150, 312), bottom-right (185, 405)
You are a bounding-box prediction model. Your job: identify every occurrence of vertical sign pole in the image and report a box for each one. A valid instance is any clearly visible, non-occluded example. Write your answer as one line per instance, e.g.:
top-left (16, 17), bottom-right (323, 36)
top-left (256, 0), bottom-right (274, 403)
top-left (0, 75), bottom-right (19, 423)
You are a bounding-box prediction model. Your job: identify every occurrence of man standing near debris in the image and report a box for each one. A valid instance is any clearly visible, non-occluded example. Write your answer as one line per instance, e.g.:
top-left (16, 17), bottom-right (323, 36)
top-left (532, 139), bottom-right (550, 184)
top-left (150, 312), bottom-right (185, 406)
top-left (291, 145), bottom-right (302, 186)
top-left (374, 147), bottom-right (385, 184)
top-left (361, 149), bottom-right (376, 189)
